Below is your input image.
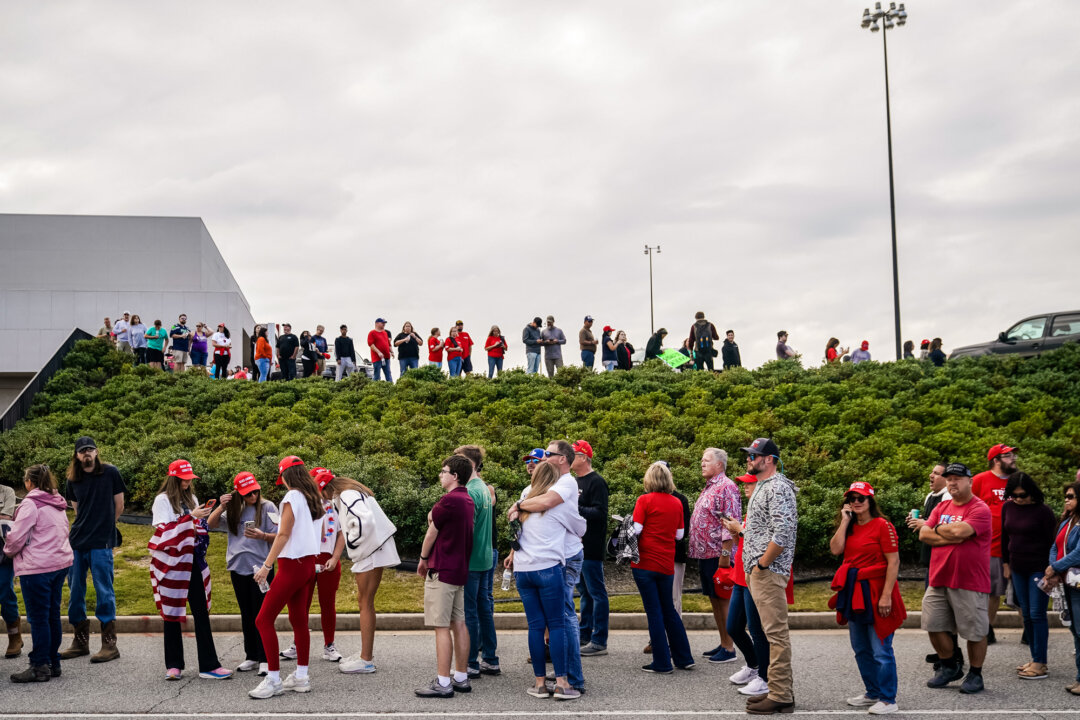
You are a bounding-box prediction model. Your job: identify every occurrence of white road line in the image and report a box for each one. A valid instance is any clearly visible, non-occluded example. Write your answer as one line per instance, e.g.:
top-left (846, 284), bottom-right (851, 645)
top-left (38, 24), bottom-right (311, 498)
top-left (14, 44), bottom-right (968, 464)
top-left (2, 711), bottom-right (1079, 718)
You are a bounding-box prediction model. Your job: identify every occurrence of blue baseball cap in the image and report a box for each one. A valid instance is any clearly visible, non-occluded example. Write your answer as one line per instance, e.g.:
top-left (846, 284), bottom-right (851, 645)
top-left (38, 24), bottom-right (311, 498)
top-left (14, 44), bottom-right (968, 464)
top-left (375, 317), bottom-right (387, 324)
top-left (522, 448), bottom-right (545, 463)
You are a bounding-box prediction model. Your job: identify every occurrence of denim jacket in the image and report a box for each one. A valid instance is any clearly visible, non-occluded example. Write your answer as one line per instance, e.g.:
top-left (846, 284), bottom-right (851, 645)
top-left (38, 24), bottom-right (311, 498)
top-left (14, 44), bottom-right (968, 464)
top-left (1049, 519), bottom-right (1080, 574)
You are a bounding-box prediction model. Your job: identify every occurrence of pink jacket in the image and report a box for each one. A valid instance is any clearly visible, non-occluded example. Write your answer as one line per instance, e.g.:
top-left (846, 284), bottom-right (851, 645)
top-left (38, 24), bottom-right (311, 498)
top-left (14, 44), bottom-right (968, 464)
top-left (3, 489), bottom-right (74, 577)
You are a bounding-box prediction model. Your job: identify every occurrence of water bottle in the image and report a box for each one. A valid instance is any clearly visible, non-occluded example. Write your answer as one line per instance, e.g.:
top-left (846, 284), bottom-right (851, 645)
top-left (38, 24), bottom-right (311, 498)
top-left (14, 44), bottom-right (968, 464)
top-left (501, 568), bottom-right (513, 592)
top-left (253, 565), bottom-right (270, 594)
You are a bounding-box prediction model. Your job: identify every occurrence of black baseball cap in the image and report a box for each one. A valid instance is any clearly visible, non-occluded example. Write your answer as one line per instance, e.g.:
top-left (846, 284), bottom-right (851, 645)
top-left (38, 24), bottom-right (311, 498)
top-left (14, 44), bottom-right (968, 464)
top-left (741, 438), bottom-right (780, 457)
top-left (74, 436), bottom-right (97, 453)
top-left (943, 462), bottom-right (972, 478)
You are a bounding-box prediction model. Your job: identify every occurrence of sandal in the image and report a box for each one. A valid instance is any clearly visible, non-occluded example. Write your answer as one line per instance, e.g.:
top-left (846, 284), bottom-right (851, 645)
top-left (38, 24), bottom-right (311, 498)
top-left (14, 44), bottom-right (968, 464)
top-left (1069, 683), bottom-right (1080, 696)
top-left (1019, 663), bottom-right (1048, 680)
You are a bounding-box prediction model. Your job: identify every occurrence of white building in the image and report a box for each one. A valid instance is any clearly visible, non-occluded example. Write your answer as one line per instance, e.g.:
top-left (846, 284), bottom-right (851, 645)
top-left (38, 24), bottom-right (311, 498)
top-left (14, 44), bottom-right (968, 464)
top-left (0, 214), bottom-right (256, 412)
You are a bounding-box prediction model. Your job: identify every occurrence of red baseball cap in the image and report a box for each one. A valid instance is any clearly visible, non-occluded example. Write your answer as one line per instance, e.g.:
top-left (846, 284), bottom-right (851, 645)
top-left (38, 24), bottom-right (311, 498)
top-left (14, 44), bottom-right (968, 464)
top-left (276, 455), bottom-right (305, 485)
top-left (233, 472), bottom-right (260, 495)
top-left (168, 459), bottom-right (199, 480)
top-left (572, 440), bottom-right (593, 459)
top-left (309, 466), bottom-right (334, 490)
top-left (860, 340), bottom-right (869, 350)
top-left (987, 443), bottom-right (1017, 462)
top-left (847, 481), bottom-right (875, 496)
top-left (735, 473), bottom-right (758, 483)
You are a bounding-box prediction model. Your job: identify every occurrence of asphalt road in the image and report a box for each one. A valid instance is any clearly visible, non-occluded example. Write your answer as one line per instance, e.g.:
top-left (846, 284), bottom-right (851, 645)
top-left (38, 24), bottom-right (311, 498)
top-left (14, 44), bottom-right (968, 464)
top-left (1, 628), bottom-right (1079, 718)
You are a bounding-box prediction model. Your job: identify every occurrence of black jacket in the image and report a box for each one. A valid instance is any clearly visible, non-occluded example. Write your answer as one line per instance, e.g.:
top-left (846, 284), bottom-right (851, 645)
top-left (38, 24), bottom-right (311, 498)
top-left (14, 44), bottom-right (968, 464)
top-left (645, 333), bottom-right (665, 360)
top-left (722, 339), bottom-right (741, 368)
top-left (335, 335), bottom-right (356, 361)
top-left (575, 471), bottom-right (609, 561)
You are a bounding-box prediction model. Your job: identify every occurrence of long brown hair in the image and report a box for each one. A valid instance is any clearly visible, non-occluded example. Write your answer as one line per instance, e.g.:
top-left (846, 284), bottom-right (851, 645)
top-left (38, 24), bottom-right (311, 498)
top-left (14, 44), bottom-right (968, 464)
top-left (225, 489), bottom-right (268, 536)
top-left (322, 475), bottom-right (374, 500)
top-left (24, 464), bottom-right (58, 494)
top-left (156, 475), bottom-right (197, 515)
top-left (281, 465), bottom-right (325, 520)
top-left (521, 463), bottom-right (559, 522)
top-left (837, 494), bottom-right (883, 537)
top-left (66, 453), bottom-right (102, 483)
top-left (1062, 481), bottom-right (1080, 523)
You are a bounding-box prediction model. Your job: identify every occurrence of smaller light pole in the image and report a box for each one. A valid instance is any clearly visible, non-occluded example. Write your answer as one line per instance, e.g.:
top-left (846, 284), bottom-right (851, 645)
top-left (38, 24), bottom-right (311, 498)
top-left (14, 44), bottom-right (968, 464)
top-left (644, 244), bottom-right (661, 335)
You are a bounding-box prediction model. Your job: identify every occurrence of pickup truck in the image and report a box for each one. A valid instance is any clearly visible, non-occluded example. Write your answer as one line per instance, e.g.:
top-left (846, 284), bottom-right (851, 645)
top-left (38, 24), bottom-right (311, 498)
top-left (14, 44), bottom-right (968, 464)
top-left (950, 311), bottom-right (1080, 359)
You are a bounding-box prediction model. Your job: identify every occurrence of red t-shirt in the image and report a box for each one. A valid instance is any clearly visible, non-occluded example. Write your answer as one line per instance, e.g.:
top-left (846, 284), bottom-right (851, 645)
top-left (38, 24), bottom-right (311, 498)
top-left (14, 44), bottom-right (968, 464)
top-left (826, 347), bottom-right (838, 362)
top-left (428, 336), bottom-right (444, 362)
top-left (367, 329), bottom-right (392, 363)
top-left (632, 492), bottom-right (685, 575)
top-left (843, 517), bottom-right (899, 568)
top-left (971, 470), bottom-right (1008, 558)
top-left (927, 496), bottom-right (992, 593)
top-left (445, 336), bottom-right (463, 359)
top-left (485, 335), bottom-right (506, 358)
top-left (456, 331), bottom-right (473, 356)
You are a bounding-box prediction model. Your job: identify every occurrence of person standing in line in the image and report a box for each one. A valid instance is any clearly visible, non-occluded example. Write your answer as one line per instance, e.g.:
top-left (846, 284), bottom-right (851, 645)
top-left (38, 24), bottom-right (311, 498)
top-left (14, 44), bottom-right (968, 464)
top-left (445, 327), bottom-right (464, 377)
top-left (395, 322), bottom-right (424, 376)
top-left (579, 317), bottom-right (598, 369)
top-left (601, 326), bottom-right (617, 371)
top-left (455, 446), bottom-right (499, 679)
top-left (722, 330), bottom-right (741, 370)
top-left (3, 465), bottom-right (73, 683)
top-left (255, 327), bottom-right (273, 384)
top-left (741, 438), bottom-right (798, 715)
top-left (97, 317), bottom-right (115, 345)
top-left (572, 441), bottom-right (610, 658)
top-left (688, 448), bottom-right (741, 664)
top-left (775, 331), bottom-right (798, 361)
top-left (321, 472), bottom-right (399, 675)
top-left (299, 331), bottom-right (318, 378)
top-left (689, 312), bottom-right (719, 371)
top-left (207, 472), bottom-right (278, 676)
top-left (484, 327), bottom-right (508, 379)
top-left (829, 482), bottom-right (905, 715)
top-left (113, 312), bottom-right (132, 355)
top-left (1047, 481), bottom-right (1080, 695)
top-left (454, 321), bottom-right (474, 375)
top-left (614, 331), bottom-right (634, 370)
top-left (414, 456), bottom-right (475, 698)
top-left (645, 328), bottom-right (667, 361)
top-left (427, 328), bottom-right (445, 370)
top-left (190, 322), bottom-right (210, 371)
top-left (541, 316), bottom-right (567, 378)
top-left (971, 444), bottom-right (1018, 644)
top-left (919, 339), bottom-right (930, 360)
top-left (825, 338), bottom-right (849, 364)
top-left (366, 318), bottom-right (394, 382)
top-left (851, 341), bottom-right (872, 364)
top-left (59, 437), bottom-right (125, 664)
top-left (312, 326), bottom-right (329, 377)
top-left (149, 460), bottom-right (232, 681)
top-left (671, 479), bottom-right (692, 617)
top-left (248, 456), bottom-right (325, 699)
top-left (276, 324), bottom-right (300, 381)
top-left (522, 317), bottom-right (543, 375)
top-left (335, 325), bottom-right (357, 381)
top-left (145, 319), bottom-right (168, 370)
top-left (929, 338), bottom-right (947, 367)
top-left (129, 314), bottom-right (147, 365)
top-left (1001, 472), bottom-right (1056, 680)
top-left (917, 463), bottom-right (992, 695)
top-left (211, 324), bottom-right (232, 380)
top-left (292, 468), bottom-right (345, 664)
top-left (1, 483), bottom-right (21, 659)
top-left (168, 314), bottom-right (192, 373)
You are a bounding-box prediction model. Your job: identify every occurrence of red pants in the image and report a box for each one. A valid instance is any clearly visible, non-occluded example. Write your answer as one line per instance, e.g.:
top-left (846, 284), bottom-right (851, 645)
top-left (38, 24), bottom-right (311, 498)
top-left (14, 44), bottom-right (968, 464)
top-left (256, 556), bottom-right (316, 671)
top-left (315, 552), bottom-right (341, 645)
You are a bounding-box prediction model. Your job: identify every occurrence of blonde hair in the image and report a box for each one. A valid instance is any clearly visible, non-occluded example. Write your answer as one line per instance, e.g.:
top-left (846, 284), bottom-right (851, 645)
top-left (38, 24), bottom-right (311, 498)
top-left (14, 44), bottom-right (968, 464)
top-left (643, 462), bottom-right (675, 494)
top-left (520, 463), bottom-right (560, 522)
top-left (323, 475), bottom-right (374, 500)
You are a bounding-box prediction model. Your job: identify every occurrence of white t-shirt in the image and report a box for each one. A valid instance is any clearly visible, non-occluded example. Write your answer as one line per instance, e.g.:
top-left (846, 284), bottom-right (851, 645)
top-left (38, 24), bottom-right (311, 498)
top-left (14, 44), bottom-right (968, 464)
top-left (318, 500), bottom-right (339, 555)
top-left (513, 474), bottom-right (583, 571)
top-left (152, 493), bottom-right (198, 526)
top-left (279, 489), bottom-right (321, 559)
top-left (211, 332), bottom-right (232, 352)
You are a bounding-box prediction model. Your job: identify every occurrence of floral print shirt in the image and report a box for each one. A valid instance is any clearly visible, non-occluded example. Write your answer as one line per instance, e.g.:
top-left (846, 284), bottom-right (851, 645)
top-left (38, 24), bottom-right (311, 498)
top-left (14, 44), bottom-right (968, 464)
top-left (688, 474), bottom-right (742, 559)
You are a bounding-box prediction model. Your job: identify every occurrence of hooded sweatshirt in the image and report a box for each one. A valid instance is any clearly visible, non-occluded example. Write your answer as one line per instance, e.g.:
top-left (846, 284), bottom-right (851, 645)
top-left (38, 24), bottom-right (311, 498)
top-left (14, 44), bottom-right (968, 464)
top-left (3, 489), bottom-right (74, 577)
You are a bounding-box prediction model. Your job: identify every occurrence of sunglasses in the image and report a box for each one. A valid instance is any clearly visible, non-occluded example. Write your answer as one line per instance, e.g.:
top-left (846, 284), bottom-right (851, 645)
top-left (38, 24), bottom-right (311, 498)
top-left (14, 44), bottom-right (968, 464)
top-left (845, 495), bottom-right (869, 504)
top-left (747, 454), bottom-right (759, 462)
top-left (1067, 494), bottom-right (1077, 500)
top-left (543, 450), bottom-right (561, 458)
top-left (1010, 492), bottom-right (1029, 500)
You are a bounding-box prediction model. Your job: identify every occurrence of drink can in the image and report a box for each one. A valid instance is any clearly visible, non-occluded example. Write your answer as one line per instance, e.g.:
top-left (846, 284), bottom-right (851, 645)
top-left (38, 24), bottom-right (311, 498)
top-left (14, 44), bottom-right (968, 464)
top-left (910, 509), bottom-right (920, 519)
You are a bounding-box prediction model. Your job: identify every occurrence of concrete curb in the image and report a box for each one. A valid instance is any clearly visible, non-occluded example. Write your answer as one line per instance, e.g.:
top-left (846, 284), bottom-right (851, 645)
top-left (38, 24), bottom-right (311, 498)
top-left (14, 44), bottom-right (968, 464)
top-left (21, 610), bottom-right (1056, 634)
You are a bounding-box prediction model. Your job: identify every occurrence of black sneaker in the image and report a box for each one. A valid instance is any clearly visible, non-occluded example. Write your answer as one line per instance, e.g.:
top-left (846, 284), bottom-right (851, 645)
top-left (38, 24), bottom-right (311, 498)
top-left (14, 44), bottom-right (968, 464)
top-left (50, 665), bottom-right (61, 678)
top-left (466, 667), bottom-right (480, 679)
top-left (927, 663), bottom-right (964, 688)
top-left (452, 678), bottom-right (472, 693)
top-left (702, 644), bottom-right (723, 658)
top-left (925, 652), bottom-right (940, 664)
top-left (959, 672), bottom-right (984, 694)
top-left (641, 663), bottom-right (674, 674)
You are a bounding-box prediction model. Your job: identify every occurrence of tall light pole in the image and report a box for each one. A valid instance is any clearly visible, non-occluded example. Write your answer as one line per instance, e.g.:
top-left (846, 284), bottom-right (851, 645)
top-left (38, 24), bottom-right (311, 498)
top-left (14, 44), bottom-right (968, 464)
top-left (861, 1), bottom-right (907, 360)
top-left (644, 244), bottom-right (660, 335)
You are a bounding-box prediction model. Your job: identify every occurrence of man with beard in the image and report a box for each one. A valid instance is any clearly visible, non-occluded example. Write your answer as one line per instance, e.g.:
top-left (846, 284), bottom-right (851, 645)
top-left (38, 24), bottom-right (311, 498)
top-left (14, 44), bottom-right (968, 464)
top-left (971, 444), bottom-right (1018, 644)
top-left (60, 436), bottom-right (126, 663)
top-left (169, 313), bottom-right (192, 373)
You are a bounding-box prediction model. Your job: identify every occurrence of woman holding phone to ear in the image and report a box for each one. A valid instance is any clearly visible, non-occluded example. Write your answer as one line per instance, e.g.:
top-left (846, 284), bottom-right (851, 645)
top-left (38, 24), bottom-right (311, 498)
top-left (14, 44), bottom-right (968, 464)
top-left (149, 460), bottom-right (232, 681)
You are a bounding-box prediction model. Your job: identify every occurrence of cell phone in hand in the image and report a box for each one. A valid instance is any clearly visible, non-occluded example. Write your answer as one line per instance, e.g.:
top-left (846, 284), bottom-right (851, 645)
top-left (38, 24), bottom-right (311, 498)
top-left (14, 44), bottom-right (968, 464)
top-left (204, 499), bottom-right (217, 509)
top-left (244, 520), bottom-right (255, 532)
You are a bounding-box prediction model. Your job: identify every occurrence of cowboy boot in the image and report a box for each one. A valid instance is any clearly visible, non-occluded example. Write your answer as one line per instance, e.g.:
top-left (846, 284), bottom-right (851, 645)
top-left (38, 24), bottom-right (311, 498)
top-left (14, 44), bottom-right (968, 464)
top-left (4, 621), bottom-right (22, 658)
top-left (59, 620), bottom-right (90, 659)
top-left (90, 620), bottom-right (119, 663)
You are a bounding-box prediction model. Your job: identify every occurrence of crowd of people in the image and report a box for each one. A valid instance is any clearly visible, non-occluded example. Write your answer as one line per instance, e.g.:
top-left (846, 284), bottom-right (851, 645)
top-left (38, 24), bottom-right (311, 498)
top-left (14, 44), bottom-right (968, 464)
top-left (95, 311), bottom-right (951, 385)
top-left (3, 435), bottom-right (1080, 713)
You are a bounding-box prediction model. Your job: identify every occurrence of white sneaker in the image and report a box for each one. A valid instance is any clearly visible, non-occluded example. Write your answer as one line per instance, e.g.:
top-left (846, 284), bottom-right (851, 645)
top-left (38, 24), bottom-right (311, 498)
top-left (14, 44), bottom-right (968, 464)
top-left (322, 644), bottom-right (342, 662)
top-left (257, 663), bottom-right (268, 677)
top-left (282, 672), bottom-right (311, 693)
top-left (279, 644), bottom-right (297, 660)
top-left (340, 653), bottom-right (377, 674)
top-left (739, 677), bottom-right (769, 696)
top-left (248, 676), bottom-right (284, 699)
top-left (869, 701), bottom-right (899, 715)
top-left (729, 665), bottom-right (759, 685)
top-left (236, 659), bottom-right (259, 672)
top-left (847, 694), bottom-right (878, 707)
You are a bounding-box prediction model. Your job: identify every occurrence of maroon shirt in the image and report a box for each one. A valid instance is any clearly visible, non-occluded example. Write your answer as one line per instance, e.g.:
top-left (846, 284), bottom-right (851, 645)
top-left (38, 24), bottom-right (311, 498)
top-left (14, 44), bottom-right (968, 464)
top-left (429, 486), bottom-right (474, 586)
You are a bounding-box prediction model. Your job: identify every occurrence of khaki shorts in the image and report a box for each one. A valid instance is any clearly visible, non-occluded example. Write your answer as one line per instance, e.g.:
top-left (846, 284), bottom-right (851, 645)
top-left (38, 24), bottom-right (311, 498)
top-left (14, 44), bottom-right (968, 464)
top-left (423, 573), bottom-right (464, 628)
top-left (172, 350), bottom-right (190, 364)
top-left (989, 557), bottom-right (1008, 596)
top-left (921, 585), bottom-right (990, 642)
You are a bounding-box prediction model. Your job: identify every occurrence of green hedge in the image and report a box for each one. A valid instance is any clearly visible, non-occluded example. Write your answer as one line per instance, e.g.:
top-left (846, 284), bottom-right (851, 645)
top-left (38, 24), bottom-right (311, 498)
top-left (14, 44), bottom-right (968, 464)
top-left (3, 339), bottom-right (1078, 567)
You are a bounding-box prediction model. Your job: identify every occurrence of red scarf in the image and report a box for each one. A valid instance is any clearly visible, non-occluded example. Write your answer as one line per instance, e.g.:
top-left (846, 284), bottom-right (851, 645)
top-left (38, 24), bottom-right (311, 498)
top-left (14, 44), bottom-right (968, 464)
top-left (1057, 520), bottom-right (1075, 561)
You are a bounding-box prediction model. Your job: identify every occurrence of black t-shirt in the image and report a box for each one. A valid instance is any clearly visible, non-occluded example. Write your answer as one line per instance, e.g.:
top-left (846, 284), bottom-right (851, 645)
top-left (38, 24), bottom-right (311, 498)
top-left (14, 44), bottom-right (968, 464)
top-left (66, 464), bottom-right (127, 551)
top-left (277, 333), bottom-right (299, 360)
top-left (335, 336), bottom-right (356, 361)
top-left (395, 332), bottom-right (420, 359)
top-left (575, 471), bottom-right (610, 561)
top-left (300, 338), bottom-right (318, 362)
top-left (673, 490), bottom-right (692, 564)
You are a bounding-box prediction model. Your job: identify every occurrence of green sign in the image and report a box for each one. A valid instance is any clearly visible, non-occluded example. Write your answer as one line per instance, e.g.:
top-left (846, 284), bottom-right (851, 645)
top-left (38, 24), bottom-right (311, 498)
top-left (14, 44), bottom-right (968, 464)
top-left (659, 348), bottom-right (692, 369)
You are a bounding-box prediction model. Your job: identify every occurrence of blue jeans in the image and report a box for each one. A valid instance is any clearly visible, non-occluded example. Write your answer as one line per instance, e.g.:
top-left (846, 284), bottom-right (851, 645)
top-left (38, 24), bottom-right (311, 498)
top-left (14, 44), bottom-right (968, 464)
top-left (726, 583), bottom-right (760, 670)
top-left (399, 357), bottom-right (419, 376)
top-left (465, 562), bottom-right (499, 670)
top-left (256, 357), bottom-right (270, 383)
top-left (448, 357), bottom-right (463, 377)
top-left (1012, 570), bottom-right (1049, 664)
top-left (487, 356), bottom-right (503, 378)
top-left (1065, 586), bottom-right (1080, 681)
top-left (68, 548), bottom-right (116, 625)
top-left (525, 353), bottom-right (541, 374)
top-left (20, 568), bottom-right (67, 668)
top-left (517, 565), bottom-right (568, 678)
top-left (0, 562), bottom-right (19, 624)
top-left (429, 361), bottom-right (443, 370)
top-left (581, 350), bottom-right (595, 368)
top-left (603, 360), bottom-right (617, 371)
top-left (562, 551), bottom-right (585, 689)
top-left (848, 621), bottom-right (898, 704)
top-left (372, 358), bottom-right (393, 381)
top-left (578, 559), bottom-right (609, 648)
top-left (632, 567), bottom-right (693, 671)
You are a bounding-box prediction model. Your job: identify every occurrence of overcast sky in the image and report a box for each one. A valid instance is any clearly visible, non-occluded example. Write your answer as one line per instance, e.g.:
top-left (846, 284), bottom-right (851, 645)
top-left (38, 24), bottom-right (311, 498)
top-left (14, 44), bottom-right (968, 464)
top-left (2, 1), bottom-right (1078, 368)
